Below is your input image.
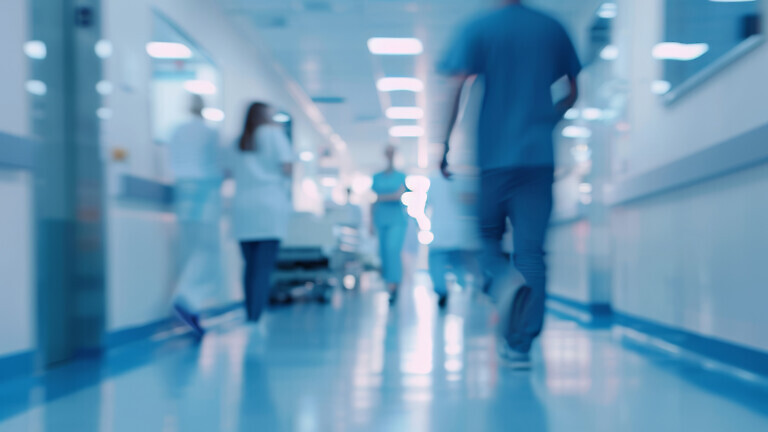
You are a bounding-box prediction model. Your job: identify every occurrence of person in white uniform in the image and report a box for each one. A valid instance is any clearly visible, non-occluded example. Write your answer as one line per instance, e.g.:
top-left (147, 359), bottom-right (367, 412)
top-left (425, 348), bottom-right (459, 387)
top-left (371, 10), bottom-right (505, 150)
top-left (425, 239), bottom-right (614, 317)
top-left (167, 95), bottom-right (222, 336)
top-left (427, 168), bottom-right (482, 308)
top-left (232, 102), bottom-right (295, 323)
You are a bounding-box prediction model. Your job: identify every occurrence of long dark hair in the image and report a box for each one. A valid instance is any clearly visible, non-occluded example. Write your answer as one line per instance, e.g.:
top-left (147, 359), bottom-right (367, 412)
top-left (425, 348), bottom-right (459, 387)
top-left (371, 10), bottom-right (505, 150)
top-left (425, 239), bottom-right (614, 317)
top-left (239, 102), bottom-right (273, 152)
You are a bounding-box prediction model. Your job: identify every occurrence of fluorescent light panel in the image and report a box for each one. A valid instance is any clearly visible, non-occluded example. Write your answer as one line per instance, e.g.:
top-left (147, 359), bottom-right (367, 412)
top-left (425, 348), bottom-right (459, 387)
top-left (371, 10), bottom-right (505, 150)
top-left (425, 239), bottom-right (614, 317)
top-left (368, 38), bottom-right (423, 55)
top-left (184, 80), bottom-right (217, 95)
top-left (386, 107), bottom-right (424, 120)
top-left (202, 108), bottom-right (225, 122)
top-left (146, 42), bottom-right (192, 59)
top-left (377, 77), bottom-right (424, 92)
top-left (652, 42), bottom-right (709, 61)
top-left (562, 126), bottom-right (592, 139)
top-left (23, 41), bottom-right (47, 59)
top-left (389, 125), bottom-right (424, 137)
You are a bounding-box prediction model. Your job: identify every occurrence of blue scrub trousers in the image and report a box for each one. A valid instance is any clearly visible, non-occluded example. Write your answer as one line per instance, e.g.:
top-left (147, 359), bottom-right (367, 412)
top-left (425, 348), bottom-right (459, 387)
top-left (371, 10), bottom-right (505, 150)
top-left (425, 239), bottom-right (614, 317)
top-left (429, 249), bottom-right (481, 296)
top-left (240, 240), bottom-right (281, 322)
top-left (480, 167), bottom-right (553, 354)
top-left (376, 223), bottom-right (407, 284)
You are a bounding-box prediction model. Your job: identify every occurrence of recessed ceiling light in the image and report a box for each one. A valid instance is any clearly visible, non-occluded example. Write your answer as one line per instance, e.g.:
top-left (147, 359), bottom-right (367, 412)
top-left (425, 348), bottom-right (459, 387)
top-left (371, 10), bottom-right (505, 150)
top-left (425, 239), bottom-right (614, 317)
top-left (651, 80), bottom-right (672, 95)
top-left (562, 126), bottom-right (592, 139)
top-left (23, 41), bottom-right (47, 59)
top-left (389, 125), bottom-right (425, 137)
top-left (184, 80), bottom-right (217, 95)
top-left (386, 107), bottom-right (424, 120)
top-left (368, 38), bottom-right (423, 55)
top-left (145, 42), bottom-right (192, 59)
top-left (202, 108), bottom-right (225, 122)
top-left (273, 113), bottom-right (291, 123)
top-left (377, 77), bottom-right (424, 92)
top-left (652, 42), bottom-right (709, 61)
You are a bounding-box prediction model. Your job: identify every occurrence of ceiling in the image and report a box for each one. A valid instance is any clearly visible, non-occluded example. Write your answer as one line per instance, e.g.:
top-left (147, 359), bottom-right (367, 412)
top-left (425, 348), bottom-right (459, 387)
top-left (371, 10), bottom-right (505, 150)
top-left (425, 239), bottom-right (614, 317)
top-left (218, 0), bottom-right (606, 174)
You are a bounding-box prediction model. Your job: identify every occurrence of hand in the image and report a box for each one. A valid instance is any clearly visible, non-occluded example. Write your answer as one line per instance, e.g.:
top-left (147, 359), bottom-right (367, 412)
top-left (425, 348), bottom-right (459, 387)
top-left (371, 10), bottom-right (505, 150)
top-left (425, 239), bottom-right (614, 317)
top-left (440, 151), bottom-right (452, 180)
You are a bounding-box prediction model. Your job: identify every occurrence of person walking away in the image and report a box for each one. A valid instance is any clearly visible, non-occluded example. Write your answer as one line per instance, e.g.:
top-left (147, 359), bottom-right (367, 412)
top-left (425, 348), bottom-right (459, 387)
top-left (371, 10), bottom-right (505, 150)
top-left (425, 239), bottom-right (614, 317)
top-left (427, 157), bottom-right (482, 309)
top-left (232, 102), bottom-right (295, 323)
top-left (438, 0), bottom-right (581, 368)
top-left (371, 145), bottom-right (408, 305)
top-left (167, 95), bottom-right (223, 337)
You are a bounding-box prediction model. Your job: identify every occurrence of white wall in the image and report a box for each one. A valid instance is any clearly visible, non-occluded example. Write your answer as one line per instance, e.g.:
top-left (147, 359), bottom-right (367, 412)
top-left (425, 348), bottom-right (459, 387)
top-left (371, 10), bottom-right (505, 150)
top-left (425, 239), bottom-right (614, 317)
top-left (0, 0), bottom-right (35, 358)
top-left (0, 0), bottom-right (29, 137)
top-left (101, 0), bottom-right (335, 332)
top-left (615, 0), bottom-right (768, 177)
top-left (0, 172), bottom-right (35, 357)
top-left (607, 0), bottom-right (768, 352)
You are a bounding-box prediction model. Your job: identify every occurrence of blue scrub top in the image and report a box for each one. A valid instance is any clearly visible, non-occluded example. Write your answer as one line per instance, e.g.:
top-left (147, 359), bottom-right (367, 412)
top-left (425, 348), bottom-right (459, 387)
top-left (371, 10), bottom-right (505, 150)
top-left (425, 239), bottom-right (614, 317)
top-left (439, 5), bottom-right (582, 171)
top-left (372, 170), bottom-right (408, 227)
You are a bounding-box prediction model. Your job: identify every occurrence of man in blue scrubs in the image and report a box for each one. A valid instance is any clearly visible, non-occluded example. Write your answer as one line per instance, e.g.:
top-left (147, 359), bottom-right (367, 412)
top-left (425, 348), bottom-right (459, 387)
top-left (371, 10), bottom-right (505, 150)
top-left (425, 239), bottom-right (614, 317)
top-left (438, 0), bottom-right (581, 368)
top-left (371, 145), bottom-right (408, 305)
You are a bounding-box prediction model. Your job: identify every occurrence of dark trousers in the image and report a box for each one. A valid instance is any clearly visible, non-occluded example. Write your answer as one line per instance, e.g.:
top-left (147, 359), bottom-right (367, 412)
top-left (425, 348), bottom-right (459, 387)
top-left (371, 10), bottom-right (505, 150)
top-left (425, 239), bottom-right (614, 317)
top-left (240, 240), bottom-right (281, 322)
top-left (480, 167), bottom-right (554, 353)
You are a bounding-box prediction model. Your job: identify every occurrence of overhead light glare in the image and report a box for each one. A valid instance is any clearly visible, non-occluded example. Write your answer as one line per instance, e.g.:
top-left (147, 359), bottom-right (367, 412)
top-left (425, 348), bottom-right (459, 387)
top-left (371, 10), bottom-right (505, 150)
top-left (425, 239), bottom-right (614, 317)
top-left (597, 3), bottom-right (618, 19)
top-left (299, 151), bottom-right (315, 162)
top-left (95, 40), bottom-right (113, 59)
top-left (389, 125), bottom-right (424, 137)
top-left (368, 38), bottom-right (423, 55)
top-left (202, 108), bottom-right (225, 122)
top-left (562, 125), bottom-right (592, 139)
top-left (651, 80), bottom-right (672, 95)
top-left (582, 108), bottom-right (603, 121)
top-left (25, 80), bottom-right (47, 96)
top-left (273, 112), bottom-right (291, 123)
top-left (418, 231), bottom-right (434, 245)
top-left (377, 77), bottom-right (424, 92)
top-left (386, 107), bottom-right (424, 120)
top-left (600, 45), bottom-right (619, 60)
top-left (184, 80), bottom-right (217, 95)
top-left (652, 42), bottom-right (709, 61)
top-left (23, 41), bottom-right (47, 59)
top-left (146, 42), bottom-right (192, 59)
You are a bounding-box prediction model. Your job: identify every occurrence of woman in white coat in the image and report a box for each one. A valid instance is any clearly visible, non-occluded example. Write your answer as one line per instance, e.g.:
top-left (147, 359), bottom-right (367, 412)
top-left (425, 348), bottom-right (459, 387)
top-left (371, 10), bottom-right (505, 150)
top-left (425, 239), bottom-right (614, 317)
top-left (233, 102), bottom-right (294, 322)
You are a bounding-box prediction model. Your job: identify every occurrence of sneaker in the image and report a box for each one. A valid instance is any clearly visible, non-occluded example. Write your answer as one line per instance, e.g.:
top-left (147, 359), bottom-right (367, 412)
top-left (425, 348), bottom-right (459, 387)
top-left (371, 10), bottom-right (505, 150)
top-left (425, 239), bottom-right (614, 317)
top-left (388, 290), bottom-right (398, 306)
top-left (173, 302), bottom-right (205, 338)
top-left (498, 340), bottom-right (532, 370)
top-left (438, 295), bottom-right (448, 309)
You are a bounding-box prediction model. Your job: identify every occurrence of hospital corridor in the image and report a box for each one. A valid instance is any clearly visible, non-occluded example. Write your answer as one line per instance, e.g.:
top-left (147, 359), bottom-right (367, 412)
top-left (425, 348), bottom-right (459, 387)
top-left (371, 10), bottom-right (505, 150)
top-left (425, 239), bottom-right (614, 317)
top-left (1, 0), bottom-right (768, 431)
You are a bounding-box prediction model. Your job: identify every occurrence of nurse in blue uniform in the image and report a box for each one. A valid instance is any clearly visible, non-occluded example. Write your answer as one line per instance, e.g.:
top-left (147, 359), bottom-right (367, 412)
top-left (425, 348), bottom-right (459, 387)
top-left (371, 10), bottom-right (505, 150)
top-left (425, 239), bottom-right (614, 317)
top-left (371, 145), bottom-right (408, 304)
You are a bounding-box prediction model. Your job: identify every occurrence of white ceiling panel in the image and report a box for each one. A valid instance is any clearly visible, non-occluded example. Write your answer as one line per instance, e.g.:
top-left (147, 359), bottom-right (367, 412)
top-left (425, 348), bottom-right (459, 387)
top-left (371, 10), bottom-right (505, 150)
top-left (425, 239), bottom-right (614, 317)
top-left (217, 0), bottom-right (606, 173)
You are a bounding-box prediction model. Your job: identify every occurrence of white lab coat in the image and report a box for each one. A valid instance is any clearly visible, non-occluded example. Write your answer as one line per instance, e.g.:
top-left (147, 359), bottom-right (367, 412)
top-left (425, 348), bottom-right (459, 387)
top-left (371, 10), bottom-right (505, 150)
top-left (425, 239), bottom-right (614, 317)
top-left (232, 125), bottom-right (294, 241)
top-left (427, 172), bottom-right (481, 251)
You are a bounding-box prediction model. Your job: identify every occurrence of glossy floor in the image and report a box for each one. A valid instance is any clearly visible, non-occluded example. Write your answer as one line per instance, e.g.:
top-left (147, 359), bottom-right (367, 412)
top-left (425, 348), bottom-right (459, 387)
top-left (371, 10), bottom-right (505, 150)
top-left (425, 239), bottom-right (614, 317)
top-left (2, 280), bottom-right (768, 431)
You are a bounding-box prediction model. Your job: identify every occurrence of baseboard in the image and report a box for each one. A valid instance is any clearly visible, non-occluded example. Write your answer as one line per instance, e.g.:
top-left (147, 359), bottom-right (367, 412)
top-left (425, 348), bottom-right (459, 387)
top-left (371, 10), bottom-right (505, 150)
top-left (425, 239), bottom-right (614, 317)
top-left (0, 350), bottom-right (35, 382)
top-left (613, 311), bottom-right (768, 377)
top-left (104, 301), bottom-right (245, 349)
top-left (546, 294), bottom-right (613, 328)
top-left (546, 295), bottom-right (768, 378)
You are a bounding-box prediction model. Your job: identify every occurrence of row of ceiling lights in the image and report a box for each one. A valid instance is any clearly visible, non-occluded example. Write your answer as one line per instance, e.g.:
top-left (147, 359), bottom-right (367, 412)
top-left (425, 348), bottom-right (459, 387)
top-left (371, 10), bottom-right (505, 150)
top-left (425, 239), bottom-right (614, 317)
top-left (367, 37), bottom-right (426, 137)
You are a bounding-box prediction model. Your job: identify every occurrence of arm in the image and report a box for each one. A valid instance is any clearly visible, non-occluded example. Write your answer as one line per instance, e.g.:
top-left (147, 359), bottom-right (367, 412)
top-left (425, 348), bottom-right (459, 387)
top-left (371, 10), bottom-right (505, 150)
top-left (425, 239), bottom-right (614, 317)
top-left (554, 75), bottom-right (579, 117)
top-left (441, 75), bottom-right (472, 179)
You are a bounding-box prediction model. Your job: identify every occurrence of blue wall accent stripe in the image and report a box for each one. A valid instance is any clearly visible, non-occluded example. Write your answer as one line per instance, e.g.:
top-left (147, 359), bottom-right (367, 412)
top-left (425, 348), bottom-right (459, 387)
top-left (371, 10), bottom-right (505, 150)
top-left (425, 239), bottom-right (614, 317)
top-left (0, 351), bottom-right (35, 382)
top-left (0, 132), bottom-right (35, 170)
top-left (548, 296), bottom-right (768, 377)
top-left (609, 121), bottom-right (768, 205)
top-left (547, 293), bottom-right (612, 317)
top-left (103, 302), bottom-right (244, 349)
top-left (613, 312), bottom-right (768, 377)
top-left (120, 174), bottom-right (174, 206)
